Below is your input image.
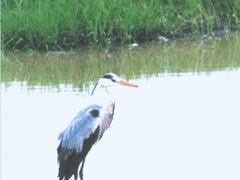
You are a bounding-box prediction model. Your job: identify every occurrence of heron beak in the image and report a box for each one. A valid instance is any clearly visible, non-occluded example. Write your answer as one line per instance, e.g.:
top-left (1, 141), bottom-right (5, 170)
top-left (117, 81), bottom-right (138, 87)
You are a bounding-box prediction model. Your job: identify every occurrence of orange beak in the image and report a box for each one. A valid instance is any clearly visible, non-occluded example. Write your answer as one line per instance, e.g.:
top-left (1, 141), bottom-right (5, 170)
top-left (117, 81), bottom-right (138, 87)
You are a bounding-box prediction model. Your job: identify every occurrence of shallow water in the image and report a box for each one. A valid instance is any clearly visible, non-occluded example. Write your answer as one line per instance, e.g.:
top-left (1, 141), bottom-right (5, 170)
top-left (1, 38), bottom-right (240, 180)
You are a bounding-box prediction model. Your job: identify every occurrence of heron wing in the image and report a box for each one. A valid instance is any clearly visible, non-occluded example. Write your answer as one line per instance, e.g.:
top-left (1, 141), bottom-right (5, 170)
top-left (58, 104), bottom-right (102, 153)
top-left (57, 126), bottom-right (100, 180)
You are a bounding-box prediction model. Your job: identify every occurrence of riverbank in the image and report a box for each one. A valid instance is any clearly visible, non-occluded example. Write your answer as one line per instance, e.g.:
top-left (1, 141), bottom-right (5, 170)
top-left (2, 0), bottom-right (240, 51)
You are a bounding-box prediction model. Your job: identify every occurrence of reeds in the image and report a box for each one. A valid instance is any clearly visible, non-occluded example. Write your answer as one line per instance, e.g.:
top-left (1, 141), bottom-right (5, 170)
top-left (2, 0), bottom-right (240, 50)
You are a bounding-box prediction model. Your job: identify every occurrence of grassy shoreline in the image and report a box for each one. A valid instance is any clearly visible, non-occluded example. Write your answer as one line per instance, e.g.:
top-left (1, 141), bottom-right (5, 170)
top-left (2, 0), bottom-right (240, 51)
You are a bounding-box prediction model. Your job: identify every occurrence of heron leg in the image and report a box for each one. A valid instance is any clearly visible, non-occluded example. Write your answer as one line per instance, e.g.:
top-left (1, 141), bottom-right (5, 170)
top-left (79, 157), bottom-right (86, 180)
top-left (74, 173), bottom-right (78, 180)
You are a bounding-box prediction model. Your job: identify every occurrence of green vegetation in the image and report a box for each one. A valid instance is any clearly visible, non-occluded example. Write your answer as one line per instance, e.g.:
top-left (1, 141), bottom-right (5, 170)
top-left (2, 0), bottom-right (240, 50)
top-left (2, 38), bottom-right (240, 90)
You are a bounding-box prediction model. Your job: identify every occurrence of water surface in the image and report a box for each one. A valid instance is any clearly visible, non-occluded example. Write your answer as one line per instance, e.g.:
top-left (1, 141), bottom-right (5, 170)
top-left (1, 38), bottom-right (240, 180)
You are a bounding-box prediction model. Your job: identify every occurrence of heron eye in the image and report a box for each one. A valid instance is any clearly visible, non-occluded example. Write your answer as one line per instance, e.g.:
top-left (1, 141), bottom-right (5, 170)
top-left (111, 79), bottom-right (116, 82)
top-left (102, 74), bottom-right (113, 79)
top-left (90, 109), bottom-right (99, 117)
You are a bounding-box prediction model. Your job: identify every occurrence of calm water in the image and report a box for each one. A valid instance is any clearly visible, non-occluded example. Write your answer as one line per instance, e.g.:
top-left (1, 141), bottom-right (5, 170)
top-left (1, 38), bottom-right (240, 180)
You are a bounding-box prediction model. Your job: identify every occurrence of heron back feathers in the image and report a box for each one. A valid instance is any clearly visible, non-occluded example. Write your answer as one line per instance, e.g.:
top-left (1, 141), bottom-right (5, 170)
top-left (58, 104), bottom-right (102, 152)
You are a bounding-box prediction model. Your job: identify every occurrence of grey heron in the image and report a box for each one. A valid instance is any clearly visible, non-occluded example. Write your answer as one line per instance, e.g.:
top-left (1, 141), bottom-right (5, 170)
top-left (57, 73), bottom-right (138, 180)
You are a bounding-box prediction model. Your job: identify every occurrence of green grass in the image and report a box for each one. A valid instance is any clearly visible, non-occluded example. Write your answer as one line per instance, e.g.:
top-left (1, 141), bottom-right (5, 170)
top-left (2, 0), bottom-right (240, 50)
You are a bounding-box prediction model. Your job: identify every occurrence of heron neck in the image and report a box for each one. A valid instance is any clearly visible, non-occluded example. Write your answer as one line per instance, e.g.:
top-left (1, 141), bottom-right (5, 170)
top-left (90, 87), bottom-right (115, 108)
top-left (91, 85), bottom-right (113, 98)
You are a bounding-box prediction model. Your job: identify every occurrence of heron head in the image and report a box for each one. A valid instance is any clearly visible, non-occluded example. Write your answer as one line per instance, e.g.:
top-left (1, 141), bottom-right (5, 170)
top-left (100, 73), bottom-right (138, 88)
top-left (91, 73), bottom-right (138, 95)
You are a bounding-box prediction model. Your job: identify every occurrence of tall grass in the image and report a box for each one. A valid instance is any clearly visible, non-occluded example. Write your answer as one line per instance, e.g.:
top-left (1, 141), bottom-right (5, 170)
top-left (2, 0), bottom-right (240, 50)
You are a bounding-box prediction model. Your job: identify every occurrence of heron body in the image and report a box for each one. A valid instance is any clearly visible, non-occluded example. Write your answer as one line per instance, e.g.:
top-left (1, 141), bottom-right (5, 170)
top-left (57, 73), bottom-right (137, 180)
